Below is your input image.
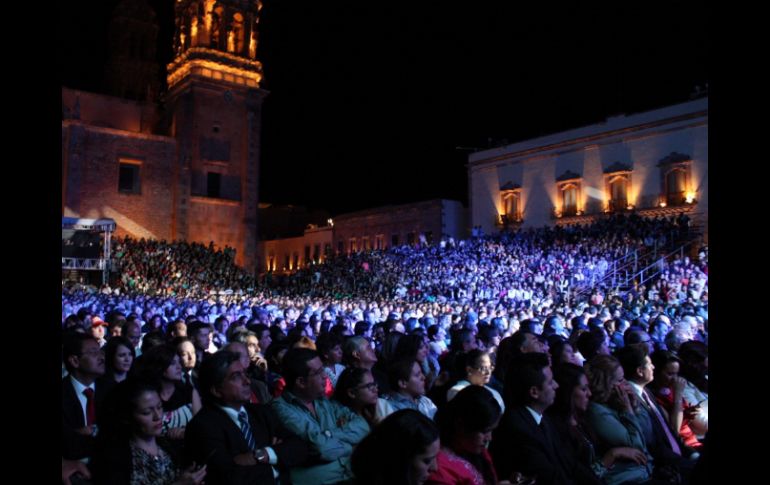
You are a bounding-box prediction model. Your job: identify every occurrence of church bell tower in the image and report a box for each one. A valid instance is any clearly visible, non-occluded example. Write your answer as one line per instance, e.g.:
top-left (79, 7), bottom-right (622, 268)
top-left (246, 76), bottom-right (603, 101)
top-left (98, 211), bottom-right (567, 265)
top-left (166, 0), bottom-right (266, 270)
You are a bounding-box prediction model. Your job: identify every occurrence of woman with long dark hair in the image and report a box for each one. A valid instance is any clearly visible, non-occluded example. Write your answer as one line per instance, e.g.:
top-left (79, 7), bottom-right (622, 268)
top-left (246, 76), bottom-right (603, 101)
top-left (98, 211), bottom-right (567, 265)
top-left (549, 363), bottom-right (647, 484)
top-left (351, 409), bottom-right (440, 485)
top-left (584, 355), bottom-right (657, 485)
top-left (97, 336), bottom-right (136, 396)
top-left (677, 340), bottom-right (708, 440)
top-left (333, 367), bottom-right (393, 426)
top-left (427, 386), bottom-right (502, 485)
top-left (649, 350), bottom-right (703, 451)
top-left (91, 378), bottom-right (206, 484)
top-left (132, 344), bottom-right (201, 441)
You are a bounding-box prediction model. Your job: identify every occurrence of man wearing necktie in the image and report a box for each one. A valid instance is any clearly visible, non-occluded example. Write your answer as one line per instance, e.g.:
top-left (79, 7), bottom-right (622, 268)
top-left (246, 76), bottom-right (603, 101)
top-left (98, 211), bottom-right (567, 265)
top-left (185, 351), bottom-right (309, 485)
top-left (617, 344), bottom-right (696, 483)
top-left (62, 333), bottom-right (106, 461)
top-left (490, 352), bottom-right (602, 485)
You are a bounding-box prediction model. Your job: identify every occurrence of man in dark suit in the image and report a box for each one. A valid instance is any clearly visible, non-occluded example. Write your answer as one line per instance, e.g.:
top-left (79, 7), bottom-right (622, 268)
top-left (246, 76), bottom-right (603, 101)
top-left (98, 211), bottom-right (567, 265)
top-left (490, 353), bottom-right (602, 485)
top-left (617, 344), bottom-right (694, 481)
top-left (185, 350), bottom-right (309, 485)
top-left (62, 333), bottom-right (106, 460)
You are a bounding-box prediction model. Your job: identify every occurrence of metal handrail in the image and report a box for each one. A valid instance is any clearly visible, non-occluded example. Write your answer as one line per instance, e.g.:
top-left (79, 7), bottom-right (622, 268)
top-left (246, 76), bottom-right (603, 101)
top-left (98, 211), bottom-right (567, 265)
top-left (570, 226), bottom-right (703, 303)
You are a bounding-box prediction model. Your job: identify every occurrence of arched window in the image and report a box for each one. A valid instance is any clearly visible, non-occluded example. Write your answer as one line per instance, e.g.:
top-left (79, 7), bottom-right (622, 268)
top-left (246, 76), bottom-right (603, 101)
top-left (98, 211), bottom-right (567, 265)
top-left (658, 152), bottom-right (693, 206)
top-left (555, 170), bottom-right (582, 217)
top-left (603, 162), bottom-right (632, 212)
top-left (210, 6), bottom-right (224, 48)
top-left (562, 184), bottom-right (578, 216)
top-left (666, 168), bottom-right (687, 205)
top-left (499, 182), bottom-right (523, 223)
top-left (610, 177), bottom-right (627, 208)
top-left (232, 13), bottom-right (245, 54)
top-left (189, 13), bottom-right (198, 47)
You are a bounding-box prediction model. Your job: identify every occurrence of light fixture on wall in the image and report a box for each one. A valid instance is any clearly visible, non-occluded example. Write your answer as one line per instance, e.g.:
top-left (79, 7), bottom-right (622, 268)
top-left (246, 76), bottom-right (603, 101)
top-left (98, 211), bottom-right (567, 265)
top-left (685, 192), bottom-right (696, 204)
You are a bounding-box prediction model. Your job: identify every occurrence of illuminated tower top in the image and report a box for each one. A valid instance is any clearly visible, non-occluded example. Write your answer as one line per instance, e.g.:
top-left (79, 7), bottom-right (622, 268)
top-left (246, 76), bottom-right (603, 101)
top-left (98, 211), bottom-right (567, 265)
top-left (167, 0), bottom-right (263, 90)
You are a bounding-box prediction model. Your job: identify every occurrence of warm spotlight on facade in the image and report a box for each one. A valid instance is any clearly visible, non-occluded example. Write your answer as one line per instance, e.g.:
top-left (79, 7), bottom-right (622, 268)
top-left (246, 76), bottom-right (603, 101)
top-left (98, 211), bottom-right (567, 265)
top-left (685, 192), bottom-right (696, 204)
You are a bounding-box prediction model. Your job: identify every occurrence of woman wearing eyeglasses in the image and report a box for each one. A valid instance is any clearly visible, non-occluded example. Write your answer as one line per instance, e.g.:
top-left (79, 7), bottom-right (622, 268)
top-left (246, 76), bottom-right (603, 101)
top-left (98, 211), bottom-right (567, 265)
top-left (446, 349), bottom-right (505, 413)
top-left (333, 367), bottom-right (394, 426)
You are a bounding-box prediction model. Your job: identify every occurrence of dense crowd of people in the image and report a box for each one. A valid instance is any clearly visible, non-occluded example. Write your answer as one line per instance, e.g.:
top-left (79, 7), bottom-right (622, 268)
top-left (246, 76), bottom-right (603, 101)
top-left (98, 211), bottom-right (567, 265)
top-left (62, 214), bottom-right (708, 484)
top-left (110, 237), bottom-right (257, 297)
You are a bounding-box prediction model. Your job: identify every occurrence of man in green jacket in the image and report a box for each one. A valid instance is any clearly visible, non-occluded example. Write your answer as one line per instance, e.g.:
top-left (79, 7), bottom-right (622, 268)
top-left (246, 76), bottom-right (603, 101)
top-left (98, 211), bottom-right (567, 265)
top-left (272, 348), bottom-right (370, 484)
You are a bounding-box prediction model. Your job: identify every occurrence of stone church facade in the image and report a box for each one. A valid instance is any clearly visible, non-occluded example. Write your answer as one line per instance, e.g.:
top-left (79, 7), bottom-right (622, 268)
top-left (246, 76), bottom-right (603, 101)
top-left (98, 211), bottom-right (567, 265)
top-left (62, 0), bottom-right (266, 269)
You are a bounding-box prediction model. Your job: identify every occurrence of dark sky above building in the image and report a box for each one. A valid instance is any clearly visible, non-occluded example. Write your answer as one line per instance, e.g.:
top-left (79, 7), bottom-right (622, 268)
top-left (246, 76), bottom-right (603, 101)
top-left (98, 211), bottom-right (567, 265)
top-left (60, 1), bottom-right (708, 216)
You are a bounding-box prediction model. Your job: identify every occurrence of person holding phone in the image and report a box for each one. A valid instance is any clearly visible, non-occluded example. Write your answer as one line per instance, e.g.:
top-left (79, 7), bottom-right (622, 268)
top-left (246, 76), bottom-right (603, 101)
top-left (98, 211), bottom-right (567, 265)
top-left (649, 350), bottom-right (703, 452)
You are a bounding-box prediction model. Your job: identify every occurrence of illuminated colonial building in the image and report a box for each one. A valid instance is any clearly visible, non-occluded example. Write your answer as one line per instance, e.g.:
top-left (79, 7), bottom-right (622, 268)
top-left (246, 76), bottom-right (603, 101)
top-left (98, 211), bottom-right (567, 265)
top-left (259, 199), bottom-right (468, 274)
top-left (62, 0), bottom-right (266, 269)
top-left (468, 97), bottom-right (708, 239)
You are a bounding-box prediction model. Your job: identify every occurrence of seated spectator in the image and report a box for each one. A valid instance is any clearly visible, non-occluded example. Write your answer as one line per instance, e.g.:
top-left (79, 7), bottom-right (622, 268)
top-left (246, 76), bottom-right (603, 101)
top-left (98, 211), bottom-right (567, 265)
top-left (91, 378), bottom-right (206, 484)
top-left (576, 328), bottom-right (610, 362)
top-left (548, 363), bottom-right (647, 484)
top-left (62, 333), bottom-right (106, 461)
top-left (446, 349), bottom-right (505, 413)
top-left (333, 367), bottom-right (394, 426)
top-left (97, 335), bottom-right (135, 396)
top-left (133, 345), bottom-right (201, 442)
top-left (351, 409), bottom-right (440, 485)
top-left (490, 352), bottom-right (599, 485)
top-left (649, 350), bottom-right (703, 452)
top-left (173, 337), bottom-right (198, 388)
top-left (343, 335), bottom-right (388, 392)
top-left (677, 341), bottom-right (708, 440)
top-left (230, 330), bottom-right (269, 378)
top-left (185, 351), bottom-right (308, 484)
top-left (385, 358), bottom-right (438, 419)
top-left (616, 344), bottom-right (695, 480)
top-left (188, 322), bottom-right (213, 367)
top-left (395, 333), bottom-right (440, 392)
top-left (141, 329), bottom-right (168, 355)
top-left (91, 317), bottom-right (109, 347)
top-left (316, 332), bottom-right (346, 389)
top-left (584, 354), bottom-right (655, 484)
top-left (548, 336), bottom-right (582, 368)
top-left (624, 327), bottom-right (654, 355)
top-left (223, 342), bottom-right (271, 404)
top-left (271, 348), bottom-right (369, 484)
top-left (428, 386), bottom-right (504, 485)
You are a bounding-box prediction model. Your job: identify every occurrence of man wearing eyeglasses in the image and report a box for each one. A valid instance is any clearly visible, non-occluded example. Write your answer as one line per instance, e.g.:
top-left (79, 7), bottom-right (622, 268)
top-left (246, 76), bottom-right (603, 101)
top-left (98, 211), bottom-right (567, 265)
top-left (272, 348), bottom-right (370, 485)
top-left (62, 333), bottom-right (106, 461)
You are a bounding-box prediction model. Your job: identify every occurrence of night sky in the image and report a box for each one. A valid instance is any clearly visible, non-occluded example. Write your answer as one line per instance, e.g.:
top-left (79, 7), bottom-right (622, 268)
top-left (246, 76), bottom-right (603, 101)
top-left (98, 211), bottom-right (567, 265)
top-left (60, 1), bottom-right (708, 216)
